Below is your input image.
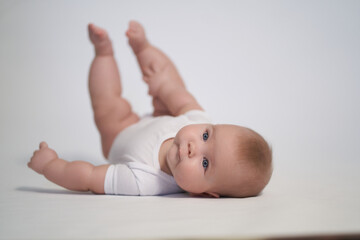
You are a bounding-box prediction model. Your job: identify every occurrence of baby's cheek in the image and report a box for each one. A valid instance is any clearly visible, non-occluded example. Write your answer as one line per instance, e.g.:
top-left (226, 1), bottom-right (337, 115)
top-left (175, 164), bottom-right (202, 193)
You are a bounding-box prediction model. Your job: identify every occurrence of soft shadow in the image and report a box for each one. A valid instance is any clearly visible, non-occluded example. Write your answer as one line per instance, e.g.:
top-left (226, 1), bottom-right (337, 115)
top-left (162, 192), bottom-right (262, 199)
top-left (16, 186), bottom-right (93, 195)
top-left (161, 193), bottom-right (192, 198)
top-left (161, 193), bottom-right (223, 199)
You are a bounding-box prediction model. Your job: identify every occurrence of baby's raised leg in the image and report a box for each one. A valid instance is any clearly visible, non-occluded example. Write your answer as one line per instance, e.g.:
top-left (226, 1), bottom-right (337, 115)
top-left (88, 24), bottom-right (139, 158)
top-left (126, 21), bottom-right (186, 116)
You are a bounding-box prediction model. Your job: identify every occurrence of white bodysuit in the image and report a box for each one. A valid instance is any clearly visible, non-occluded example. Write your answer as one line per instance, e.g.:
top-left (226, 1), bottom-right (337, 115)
top-left (104, 110), bottom-right (211, 196)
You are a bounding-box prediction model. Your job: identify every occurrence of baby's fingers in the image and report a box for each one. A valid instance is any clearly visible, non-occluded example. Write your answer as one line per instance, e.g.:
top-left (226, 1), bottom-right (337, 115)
top-left (39, 141), bottom-right (48, 149)
top-left (28, 156), bottom-right (34, 168)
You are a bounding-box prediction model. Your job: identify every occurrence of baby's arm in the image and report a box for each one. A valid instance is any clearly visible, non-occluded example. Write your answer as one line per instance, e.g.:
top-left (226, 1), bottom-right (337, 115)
top-left (28, 142), bottom-right (109, 194)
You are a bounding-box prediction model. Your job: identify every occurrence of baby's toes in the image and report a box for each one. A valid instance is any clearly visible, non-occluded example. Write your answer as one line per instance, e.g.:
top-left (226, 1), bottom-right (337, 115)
top-left (127, 21), bottom-right (145, 38)
top-left (129, 21), bottom-right (144, 31)
top-left (88, 24), bottom-right (108, 43)
top-left (126, 28), bottom-right (138, 39)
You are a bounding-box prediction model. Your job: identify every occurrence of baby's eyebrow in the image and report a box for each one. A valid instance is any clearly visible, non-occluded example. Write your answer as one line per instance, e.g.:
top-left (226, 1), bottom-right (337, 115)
top-left (212, 125), bottom-right (217, 139)
top-left (210, 125), bottom-right (217, 143)
top-left (210, 125), bottom-right (217, 169)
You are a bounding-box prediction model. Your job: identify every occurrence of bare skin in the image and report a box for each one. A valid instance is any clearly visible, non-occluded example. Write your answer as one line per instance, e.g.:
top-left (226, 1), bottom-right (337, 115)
top-left (88, 23), bottom-right (140, 158)
top-left (28, 142), bottom-right (108, 193)
top-left (28, 21), bottom-right (202, 194)
top-left (126, 21), bottom-right (202, 116)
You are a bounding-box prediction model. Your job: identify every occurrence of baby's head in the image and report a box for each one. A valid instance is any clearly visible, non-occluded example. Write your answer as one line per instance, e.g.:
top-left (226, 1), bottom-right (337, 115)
top-left (166, 124), bottom-right (272, 198)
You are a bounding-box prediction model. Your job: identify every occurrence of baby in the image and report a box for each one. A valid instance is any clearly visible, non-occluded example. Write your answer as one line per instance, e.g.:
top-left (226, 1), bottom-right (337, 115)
top-left (28, 21), bottom-right (273, 198)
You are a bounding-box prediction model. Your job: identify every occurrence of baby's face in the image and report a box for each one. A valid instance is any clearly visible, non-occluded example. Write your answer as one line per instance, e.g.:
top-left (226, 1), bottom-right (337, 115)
top-left (166, 124), bottom-right (246, 197)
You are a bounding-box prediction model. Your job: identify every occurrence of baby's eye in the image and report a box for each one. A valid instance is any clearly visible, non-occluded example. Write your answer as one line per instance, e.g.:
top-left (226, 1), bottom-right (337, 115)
top-left (203, 131), bottom-right (209, 141)
top-left (202, 157), bottom-right (209, 170)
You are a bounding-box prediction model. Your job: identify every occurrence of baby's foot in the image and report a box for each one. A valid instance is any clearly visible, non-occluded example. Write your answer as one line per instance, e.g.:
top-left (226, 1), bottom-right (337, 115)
top-left (88, 23), bottom-right (113, 56)
top-left (126, 21), bottom-right (150, 54)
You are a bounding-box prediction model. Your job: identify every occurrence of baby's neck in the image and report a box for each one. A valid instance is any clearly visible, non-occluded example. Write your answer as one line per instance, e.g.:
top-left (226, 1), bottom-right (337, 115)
top-left (158, 138), bottom-right (173, 176)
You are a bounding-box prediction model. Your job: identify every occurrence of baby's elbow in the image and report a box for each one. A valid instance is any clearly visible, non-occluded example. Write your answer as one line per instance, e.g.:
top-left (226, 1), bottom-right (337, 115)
top-left (89, 181), bottom-right (105, 194)
top-left (88, 165), bottom-right (108, 194)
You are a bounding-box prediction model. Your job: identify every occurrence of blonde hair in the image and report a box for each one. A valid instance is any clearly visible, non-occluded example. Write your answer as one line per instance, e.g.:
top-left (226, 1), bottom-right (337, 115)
top-left (223, 127), bottom-right (273, 198)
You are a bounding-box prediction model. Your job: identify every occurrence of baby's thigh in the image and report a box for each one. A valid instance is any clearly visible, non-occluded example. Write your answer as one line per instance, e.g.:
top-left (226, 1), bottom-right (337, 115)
top-left (94, 97), bottom-right (140, 158)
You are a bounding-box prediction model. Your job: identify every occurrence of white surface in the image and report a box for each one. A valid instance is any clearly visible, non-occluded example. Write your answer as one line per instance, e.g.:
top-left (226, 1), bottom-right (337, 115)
top-left (1, 0), bottom-right (360, 239)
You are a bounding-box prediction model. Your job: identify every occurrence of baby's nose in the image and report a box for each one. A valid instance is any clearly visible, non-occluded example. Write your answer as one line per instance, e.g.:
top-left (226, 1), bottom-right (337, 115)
top-left (188, 141), bottom-right (196, 158)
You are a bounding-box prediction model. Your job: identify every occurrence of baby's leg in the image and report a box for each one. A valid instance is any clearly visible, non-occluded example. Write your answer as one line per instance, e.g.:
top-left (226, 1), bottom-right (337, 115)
top-left (88, 24), bottom-right (139, 158)
top-left (126, 21), bottom-right (185, 116)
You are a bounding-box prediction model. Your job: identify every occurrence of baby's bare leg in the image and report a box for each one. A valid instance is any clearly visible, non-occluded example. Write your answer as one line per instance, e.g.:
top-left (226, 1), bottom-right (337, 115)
top-left (88, 24), bottom-right (139, 158)
top-left (126, 21), bottom-right (186, 116)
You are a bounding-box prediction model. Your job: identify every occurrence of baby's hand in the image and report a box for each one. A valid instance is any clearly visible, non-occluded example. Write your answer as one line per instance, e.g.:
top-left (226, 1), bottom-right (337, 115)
top-left (28, 142), bottom-right (58, 174)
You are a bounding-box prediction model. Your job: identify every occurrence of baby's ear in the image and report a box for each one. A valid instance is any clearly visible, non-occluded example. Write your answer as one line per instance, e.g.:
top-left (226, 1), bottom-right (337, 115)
top-left (190, 192), bottom-right (220, 198)
top-left (205, 192), bottom-right (220, 198)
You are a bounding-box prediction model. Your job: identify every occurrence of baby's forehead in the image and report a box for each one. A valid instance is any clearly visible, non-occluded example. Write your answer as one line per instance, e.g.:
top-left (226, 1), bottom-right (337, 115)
top-left (213, 128), bottom-right (241, 159)
top-left (214, 124), bottom-right (247, 132)
top-left (214, 124), bottom-right (247, 141)
top-left (212, 124), bottom-right (251, 163)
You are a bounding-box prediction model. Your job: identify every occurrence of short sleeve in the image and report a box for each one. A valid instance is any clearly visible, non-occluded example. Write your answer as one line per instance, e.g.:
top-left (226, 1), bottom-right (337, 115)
top-left (104, 163), bottom-right (183, 196)
top-left (104, 164), bottom-right (140, 195)
top-left (127, 162), bottom-right (183, 195)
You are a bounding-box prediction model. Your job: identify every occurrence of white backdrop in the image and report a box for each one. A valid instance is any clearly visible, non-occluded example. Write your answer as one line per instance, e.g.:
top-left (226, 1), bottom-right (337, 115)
top-left (1, 0), bottom-right (360, 239)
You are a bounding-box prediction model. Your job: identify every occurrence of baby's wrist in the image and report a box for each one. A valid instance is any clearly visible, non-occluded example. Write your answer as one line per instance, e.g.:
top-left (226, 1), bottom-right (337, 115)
top-left (41, 157), bottom-right (60, 175)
